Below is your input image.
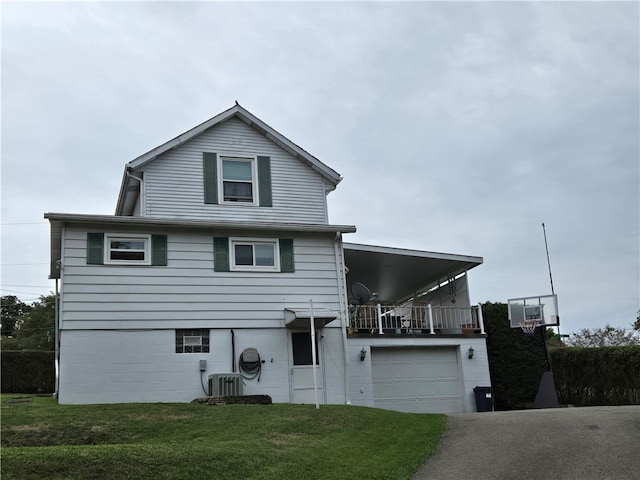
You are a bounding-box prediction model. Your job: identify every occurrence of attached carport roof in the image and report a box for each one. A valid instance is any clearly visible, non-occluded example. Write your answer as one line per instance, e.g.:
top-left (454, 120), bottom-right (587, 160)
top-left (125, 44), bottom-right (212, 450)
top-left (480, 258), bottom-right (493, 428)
top-left (343, 243), bottom-right (483, 303)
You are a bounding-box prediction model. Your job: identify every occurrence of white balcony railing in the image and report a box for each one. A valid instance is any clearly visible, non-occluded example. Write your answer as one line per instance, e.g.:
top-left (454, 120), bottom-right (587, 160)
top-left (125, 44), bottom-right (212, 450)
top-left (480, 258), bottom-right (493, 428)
top-left (349, 304), bottom-right (485, 335)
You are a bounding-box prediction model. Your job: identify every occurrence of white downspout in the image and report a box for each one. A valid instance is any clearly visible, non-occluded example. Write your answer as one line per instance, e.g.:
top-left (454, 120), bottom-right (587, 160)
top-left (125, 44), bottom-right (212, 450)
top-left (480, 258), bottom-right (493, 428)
top-left (125, 169), bottom-right (145, 216)
top-left (334, 232), bottom-right (351, 405)
top-left (309, 299), bottom-right (319, 410)
top-left (53, 276), bottom-right (59, 398)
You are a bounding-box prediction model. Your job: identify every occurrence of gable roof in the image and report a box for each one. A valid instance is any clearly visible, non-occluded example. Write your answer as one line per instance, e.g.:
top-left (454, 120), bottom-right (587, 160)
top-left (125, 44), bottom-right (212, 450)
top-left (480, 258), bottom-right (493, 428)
top-left (116, 103), bottom-right (342, 215)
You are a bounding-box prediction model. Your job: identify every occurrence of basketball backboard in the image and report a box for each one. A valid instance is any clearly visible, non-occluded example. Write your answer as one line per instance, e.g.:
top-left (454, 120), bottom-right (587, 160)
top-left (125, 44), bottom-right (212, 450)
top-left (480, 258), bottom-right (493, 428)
top-left (508, 294), bottom-right (559, 329)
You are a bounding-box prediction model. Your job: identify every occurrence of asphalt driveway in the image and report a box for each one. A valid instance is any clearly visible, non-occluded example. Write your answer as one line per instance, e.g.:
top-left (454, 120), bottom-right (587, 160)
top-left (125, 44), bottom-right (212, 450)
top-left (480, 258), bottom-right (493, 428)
top-left (412, 406), bottom-right (640, 480)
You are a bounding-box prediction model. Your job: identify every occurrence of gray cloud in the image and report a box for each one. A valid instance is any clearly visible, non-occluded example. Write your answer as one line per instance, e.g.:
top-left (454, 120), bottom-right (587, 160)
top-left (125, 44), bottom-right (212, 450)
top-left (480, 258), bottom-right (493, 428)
top-left (2, 1), bottom-right (638, 330)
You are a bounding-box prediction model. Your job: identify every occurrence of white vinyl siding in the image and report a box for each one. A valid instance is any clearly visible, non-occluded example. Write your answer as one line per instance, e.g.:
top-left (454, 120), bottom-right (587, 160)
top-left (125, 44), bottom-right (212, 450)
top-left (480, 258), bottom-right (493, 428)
top-left (60, 227), bottom-right (341, 329)
top-left (140, 117), bottom-right (329, 223)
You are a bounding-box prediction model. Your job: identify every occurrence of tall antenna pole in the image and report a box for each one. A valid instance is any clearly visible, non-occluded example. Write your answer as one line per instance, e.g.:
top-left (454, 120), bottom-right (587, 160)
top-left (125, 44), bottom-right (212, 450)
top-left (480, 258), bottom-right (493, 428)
top-left (542, 222), bottom-right (555, 295)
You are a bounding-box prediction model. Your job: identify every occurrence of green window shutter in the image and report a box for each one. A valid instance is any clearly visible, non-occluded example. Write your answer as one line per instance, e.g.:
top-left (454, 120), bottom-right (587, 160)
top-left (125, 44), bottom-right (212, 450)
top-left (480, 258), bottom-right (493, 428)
top-left (213, 237), bottom-right (229, 272)
top-left (151, 235), bottom-right (168, 266)
top-left (279, 239), bottom-right (294, 273)
top-left (87, 232), bottom-right (104, 265)
top-left (203, 152), bottom-right (218, 204)
top-left (257, 156), bottom-right (272, 207)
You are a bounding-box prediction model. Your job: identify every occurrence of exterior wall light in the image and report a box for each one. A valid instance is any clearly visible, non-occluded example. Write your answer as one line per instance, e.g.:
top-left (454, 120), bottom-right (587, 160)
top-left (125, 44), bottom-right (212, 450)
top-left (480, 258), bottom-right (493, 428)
top-left (468, 346), bottom-right (475, 359)
top-left (360, 348), bottom-right (367, 361)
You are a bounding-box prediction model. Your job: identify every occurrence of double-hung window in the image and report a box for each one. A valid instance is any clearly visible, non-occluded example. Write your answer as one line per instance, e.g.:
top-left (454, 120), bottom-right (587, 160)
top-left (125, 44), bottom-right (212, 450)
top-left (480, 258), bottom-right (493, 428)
top-left (203, 152), bottom-right (271, 207)
top-left (221, 156), bottom-right (256, 204)
top-left (231, 239), bottom-right (278, 271)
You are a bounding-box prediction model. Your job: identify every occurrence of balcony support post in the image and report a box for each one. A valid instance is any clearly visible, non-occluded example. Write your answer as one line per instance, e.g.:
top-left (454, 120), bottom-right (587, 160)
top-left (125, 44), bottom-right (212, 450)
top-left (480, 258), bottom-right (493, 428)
top-left (377, 303), bottom-right (384, 335)
top-left (478, 303), bottom-right (485, 335)
top-left (428, 304), bottom-right (435, 335)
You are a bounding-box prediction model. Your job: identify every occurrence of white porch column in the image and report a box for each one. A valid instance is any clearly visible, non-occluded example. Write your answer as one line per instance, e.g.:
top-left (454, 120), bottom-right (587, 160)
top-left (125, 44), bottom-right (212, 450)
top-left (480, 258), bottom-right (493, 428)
top-left (428, 304), bottom-right (435, 335)
top-left (477, 303), bottom-right (485, 335)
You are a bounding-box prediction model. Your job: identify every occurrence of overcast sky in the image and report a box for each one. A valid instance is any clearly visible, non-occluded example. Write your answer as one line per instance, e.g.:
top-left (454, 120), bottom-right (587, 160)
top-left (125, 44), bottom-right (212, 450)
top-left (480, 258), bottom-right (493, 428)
top-left (2, 1), bottom-right (638, 335)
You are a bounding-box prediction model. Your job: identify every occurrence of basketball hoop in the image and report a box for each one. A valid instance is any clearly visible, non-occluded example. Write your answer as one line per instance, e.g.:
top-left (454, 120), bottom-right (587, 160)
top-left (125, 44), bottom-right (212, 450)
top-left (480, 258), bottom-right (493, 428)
top-left (519, 319), bottom-right (538, 337)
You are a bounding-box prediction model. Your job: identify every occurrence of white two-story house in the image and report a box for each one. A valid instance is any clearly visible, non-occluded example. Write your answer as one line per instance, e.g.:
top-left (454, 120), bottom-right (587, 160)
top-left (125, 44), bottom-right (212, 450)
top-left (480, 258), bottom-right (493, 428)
top-left (46, 103), bottom-right (491, 413)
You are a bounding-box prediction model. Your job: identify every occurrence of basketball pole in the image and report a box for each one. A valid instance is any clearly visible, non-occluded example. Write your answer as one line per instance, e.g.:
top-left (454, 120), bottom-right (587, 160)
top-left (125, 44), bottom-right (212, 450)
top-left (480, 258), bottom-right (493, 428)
top-left (542, 222), bottom-right (555, 296)
top-left (533, 223), bottom-right (560, 408)
top-left (542, 222), bottom-right (559, 336)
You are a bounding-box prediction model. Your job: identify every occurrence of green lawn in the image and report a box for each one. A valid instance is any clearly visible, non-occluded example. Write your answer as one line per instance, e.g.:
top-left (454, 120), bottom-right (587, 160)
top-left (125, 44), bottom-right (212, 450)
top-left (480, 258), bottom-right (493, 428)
top-left (1, 395), bottom-right (446, 480)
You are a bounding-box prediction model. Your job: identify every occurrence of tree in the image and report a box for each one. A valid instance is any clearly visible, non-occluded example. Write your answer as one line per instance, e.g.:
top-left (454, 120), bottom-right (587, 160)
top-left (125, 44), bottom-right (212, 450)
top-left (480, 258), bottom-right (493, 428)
top-left (1, 295), bottom-right (32, 336)
top-left (634, 310), bottom-right (640, 331)
top-left (565, 324), bottom-right (640, 348)
top-left (1, 294), bottom-right (56, 351)
top-left (546, 328), bottom-right (565, 348)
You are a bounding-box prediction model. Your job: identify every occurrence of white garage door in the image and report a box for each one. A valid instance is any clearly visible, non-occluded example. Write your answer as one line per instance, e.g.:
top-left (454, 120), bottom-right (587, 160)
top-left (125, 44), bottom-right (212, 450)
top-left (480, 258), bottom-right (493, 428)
top-left (371, 347), bottom-right (462, 414)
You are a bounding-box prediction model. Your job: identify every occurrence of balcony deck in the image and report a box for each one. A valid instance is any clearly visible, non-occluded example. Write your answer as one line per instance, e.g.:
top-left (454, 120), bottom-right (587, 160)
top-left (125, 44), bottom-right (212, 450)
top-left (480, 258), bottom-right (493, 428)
top-left (348, 304), bottom-right (485, 336)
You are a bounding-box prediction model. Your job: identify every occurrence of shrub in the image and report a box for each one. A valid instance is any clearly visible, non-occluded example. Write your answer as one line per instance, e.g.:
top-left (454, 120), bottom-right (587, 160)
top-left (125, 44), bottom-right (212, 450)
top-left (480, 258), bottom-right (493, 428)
top-left (1, 351), bottom-right (54, 393)
top-left (483, 302), bottom-right (548, 410)
top-left (551, 346), bottom-right (640, 405)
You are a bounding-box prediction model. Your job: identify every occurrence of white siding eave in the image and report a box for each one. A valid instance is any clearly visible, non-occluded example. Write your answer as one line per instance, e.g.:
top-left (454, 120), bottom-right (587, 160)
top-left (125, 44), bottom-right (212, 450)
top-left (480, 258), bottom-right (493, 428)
top-left (45, 213), bottom-right (356, 234)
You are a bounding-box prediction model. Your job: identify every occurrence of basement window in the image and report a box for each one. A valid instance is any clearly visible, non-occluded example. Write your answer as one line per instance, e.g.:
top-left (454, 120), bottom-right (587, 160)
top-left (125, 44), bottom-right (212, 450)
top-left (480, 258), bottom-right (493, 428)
top-left (176, 329), bottom-right (210, 353)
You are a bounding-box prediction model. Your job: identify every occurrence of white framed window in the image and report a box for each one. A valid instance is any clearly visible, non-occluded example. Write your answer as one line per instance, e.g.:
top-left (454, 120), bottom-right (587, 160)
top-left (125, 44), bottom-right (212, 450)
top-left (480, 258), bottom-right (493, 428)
top-left (219, 155), bottom-right (257, 204)
top-left (230, 238), bottom-right (279, 271)
top-left (105, 234), bottom-right (151, 265)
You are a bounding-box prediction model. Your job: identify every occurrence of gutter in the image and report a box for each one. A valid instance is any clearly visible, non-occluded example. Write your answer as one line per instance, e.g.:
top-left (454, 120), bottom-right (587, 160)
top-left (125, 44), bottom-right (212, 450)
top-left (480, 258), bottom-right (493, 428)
top-left (44, 212), bottom-right (357, 234)
top-left (53, 276), bottom-right (60, 398)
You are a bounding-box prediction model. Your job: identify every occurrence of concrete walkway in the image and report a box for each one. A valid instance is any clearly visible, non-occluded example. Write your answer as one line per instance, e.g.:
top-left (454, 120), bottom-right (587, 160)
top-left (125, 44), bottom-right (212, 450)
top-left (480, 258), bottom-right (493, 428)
top-left (412, 406), bottom-right (640, 480)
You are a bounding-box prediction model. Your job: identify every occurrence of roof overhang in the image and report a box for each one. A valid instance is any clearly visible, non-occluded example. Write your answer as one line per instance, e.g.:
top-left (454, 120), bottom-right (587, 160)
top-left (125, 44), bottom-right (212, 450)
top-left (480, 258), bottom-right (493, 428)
top-left (44, 212), bottom-right (356, 279)
top-left (284, 308), bottom-right (339, 329)
top-left (343, 243), bottom-right (483, 303)
top-left (116, 103), bottom-right (343, 215)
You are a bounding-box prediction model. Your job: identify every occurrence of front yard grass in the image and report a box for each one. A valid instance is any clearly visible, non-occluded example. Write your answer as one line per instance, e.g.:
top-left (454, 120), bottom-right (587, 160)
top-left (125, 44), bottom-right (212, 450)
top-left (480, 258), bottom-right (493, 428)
top-left (1, 395), bottom-right (446, 480)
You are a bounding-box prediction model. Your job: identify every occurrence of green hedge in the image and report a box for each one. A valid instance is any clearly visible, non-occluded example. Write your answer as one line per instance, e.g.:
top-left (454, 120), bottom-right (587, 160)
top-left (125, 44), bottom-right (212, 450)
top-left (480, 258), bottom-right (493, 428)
top-left (1, 351), bottom-right (55, 394)
top-left (550, 346), bottom-right (640, 406)
top-left (483, 302), bottom-right (548, 410)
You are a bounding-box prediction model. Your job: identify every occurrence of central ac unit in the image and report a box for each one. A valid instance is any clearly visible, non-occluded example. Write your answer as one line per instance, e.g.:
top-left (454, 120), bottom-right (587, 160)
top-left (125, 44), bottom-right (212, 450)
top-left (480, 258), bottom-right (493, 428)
top-left (208, 373), bottom-right (243, 396)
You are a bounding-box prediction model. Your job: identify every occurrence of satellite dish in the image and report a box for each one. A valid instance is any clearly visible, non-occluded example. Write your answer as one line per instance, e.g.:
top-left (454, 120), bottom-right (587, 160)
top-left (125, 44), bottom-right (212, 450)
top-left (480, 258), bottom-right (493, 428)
top-left (351, 282), bottom-right (374, 305)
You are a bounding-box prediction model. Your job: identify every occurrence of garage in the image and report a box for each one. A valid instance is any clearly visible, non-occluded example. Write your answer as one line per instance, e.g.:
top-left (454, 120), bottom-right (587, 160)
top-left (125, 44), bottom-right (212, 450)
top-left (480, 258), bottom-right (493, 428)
top-left (371, 347), bottom-right (463, 414)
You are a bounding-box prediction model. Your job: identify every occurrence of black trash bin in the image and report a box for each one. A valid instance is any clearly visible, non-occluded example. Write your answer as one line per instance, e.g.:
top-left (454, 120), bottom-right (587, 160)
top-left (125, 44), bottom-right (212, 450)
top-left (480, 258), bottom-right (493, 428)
top-left (473, 386), bottom-right (493, 412)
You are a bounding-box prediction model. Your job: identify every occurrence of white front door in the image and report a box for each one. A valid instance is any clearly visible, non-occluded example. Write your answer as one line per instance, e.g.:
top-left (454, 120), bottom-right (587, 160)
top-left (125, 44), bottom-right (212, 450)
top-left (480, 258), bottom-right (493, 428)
top-left (290, 331), bottom-right (323, 404)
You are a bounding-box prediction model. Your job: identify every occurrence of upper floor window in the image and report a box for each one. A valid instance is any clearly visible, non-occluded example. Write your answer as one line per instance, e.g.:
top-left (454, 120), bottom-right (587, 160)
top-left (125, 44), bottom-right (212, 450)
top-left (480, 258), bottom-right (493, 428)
top-left (213, 237), bottom-right (294, 273)
top-left (231, 239), bottom-right (278, 271)
top-left (220, 156), bottom-right (257, 204)
top-left (86, 232), bottom-right (167, 266)
top-left (106, 234), bottom-right (151, 265)
top-left (203, 153), bottom-right (272, 207)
